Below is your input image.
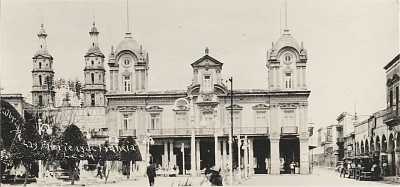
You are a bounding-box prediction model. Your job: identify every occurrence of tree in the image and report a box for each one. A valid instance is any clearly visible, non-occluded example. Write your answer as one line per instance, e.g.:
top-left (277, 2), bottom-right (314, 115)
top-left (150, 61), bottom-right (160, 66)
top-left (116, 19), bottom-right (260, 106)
top-left (60, 124), bottom-right (87, 185)
top-left (9, 122), bottom-right (42, 186)
top-left (121, 136), bottom-right (142, 179)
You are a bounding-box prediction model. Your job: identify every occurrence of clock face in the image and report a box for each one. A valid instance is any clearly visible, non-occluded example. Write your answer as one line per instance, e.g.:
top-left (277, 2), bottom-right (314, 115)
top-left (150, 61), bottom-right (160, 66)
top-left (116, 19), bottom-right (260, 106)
top-left (282, 53), bottom-right (294, 65)
top-left (121, 57), bottom-right (132, 68)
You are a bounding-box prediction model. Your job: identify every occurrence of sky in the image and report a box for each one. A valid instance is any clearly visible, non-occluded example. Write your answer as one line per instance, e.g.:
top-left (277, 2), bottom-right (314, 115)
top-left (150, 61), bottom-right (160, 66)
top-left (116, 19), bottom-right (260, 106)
top-left (0, 0), bottom-right (399, 129)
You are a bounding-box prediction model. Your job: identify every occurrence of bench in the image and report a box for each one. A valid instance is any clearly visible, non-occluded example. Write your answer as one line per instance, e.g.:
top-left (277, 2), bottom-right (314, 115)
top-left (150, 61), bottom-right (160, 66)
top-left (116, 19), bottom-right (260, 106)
top-left (359, 172), bottom-right (373, 180)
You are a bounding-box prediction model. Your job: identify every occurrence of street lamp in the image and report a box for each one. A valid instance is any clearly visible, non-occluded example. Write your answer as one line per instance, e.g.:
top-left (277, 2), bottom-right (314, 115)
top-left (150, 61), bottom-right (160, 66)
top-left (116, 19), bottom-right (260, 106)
top-left (38, 119), bottom-right (53, 136)
top-left (188, 95), bottom-right (196, 177)
top-left (142, 133), bottom-right (154, 165)
top-left (228, 77), bottom-right (234, 186)
top-left (82, 130), bottom-right (91, 140)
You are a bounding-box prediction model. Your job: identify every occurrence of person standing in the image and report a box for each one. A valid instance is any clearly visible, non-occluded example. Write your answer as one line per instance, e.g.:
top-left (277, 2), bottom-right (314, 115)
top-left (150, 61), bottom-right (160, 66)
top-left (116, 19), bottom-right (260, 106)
top-left (146, 163), bottom-right (157, 186)
top-left (290, 162), bottom-right (295, 174)
top-left (96, 163), bottom-right (103, 179)
top-left (209, 166), bottom-right (223, 186)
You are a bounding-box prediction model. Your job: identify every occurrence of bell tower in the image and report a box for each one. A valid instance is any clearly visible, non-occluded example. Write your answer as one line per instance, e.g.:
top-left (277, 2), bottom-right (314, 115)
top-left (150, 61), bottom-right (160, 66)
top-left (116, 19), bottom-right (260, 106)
top-left (82, 22), bottom-right (106, 107)
top-left (31, 24), bottom-right (55, 107)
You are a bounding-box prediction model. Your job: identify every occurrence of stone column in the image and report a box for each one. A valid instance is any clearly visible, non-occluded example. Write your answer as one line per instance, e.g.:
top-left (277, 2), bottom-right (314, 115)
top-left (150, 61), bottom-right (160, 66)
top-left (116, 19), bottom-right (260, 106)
top-left (388, 150), bottom-right (393, 176)
top-left (215, 135), bottom-right (219, 167)
top-left (244, 137), bottom-right (249, 179)
top-left (223, 140), bottom-right (227, 169)
top-left (164, 141), bottom-right (168, 167)
top-left (169, 141), bottom-right (174, 166)
top-left (249, 138), bottom-right (254, 175)
top-left (395, 148), bottom-right (400, 176)
top-left (270, 138), bottom-right (280, 175)
top-left (300, 137), bottom-right (310, 174)
top-left (196, 140), bottom-right (201, 170)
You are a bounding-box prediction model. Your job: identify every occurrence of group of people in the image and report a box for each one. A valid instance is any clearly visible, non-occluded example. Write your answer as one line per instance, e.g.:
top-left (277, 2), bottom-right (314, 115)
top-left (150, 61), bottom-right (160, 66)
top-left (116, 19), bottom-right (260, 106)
top-left (145, 162), bottom-right (224, 186)
top-left (338, 158), bottom-right (386, 178)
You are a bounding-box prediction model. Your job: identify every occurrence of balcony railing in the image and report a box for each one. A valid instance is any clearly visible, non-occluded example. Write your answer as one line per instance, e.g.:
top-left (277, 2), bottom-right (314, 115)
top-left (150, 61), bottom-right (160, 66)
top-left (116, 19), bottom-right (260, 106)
top-left (119, 129), bottom-right (137, 137)
top-left (281, 126), bottom-right (298, 135)
top-left (383, 106), bottom-right (400, 125)
top-left (147, 127), bottom-right (269, 137)
top-left (90, 130), bottom-right (109, 138)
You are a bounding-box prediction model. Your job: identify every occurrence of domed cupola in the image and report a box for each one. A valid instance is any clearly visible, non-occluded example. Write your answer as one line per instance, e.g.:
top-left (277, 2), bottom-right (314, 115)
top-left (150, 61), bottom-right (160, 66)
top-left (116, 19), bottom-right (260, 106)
top-left (274, 29), bottom-right (300, 52)
top-left (114, 33), bottom-right (141, 56)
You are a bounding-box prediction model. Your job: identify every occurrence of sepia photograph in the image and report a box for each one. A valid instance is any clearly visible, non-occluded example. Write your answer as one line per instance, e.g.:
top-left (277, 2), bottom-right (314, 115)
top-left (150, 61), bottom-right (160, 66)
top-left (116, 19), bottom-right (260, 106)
top-left (0, 0), bottom-right (399, 186)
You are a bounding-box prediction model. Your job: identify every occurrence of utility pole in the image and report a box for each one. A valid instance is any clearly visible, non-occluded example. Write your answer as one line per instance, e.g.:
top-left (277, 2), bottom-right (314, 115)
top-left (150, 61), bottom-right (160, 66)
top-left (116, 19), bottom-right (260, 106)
top-left (228, 77), bottom-right (234, 185)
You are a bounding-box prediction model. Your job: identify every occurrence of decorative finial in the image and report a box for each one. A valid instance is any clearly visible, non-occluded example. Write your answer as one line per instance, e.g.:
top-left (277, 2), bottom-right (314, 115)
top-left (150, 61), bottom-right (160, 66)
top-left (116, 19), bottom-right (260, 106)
top-left (126, 0), bottom-right (130, 33)
top-left (205, 47), bottom-right (209, 55)
top-left (285, 0), bottom-right (288, 30)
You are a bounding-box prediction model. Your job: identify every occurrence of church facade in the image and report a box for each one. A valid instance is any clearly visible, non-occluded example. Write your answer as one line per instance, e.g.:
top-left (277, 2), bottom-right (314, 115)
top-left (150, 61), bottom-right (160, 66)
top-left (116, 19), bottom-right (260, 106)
top-left (30, 22), bottom-right (311, 175)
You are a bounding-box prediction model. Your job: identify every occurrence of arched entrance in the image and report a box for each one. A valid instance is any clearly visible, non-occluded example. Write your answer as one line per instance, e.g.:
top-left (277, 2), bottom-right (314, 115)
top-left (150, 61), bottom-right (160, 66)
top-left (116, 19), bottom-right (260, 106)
top-left (376, 136), bottom-right (381, 152)
top-left (365, 139), bottom-right (369, 155)
top-left (370, 138), bottom-right (375, 154)
top-left (361, 141), bottom-right (364, 155)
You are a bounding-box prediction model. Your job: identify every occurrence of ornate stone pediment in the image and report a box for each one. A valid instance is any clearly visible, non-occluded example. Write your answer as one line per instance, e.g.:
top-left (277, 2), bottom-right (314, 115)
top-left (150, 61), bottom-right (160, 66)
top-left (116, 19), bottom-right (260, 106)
top-left (252, 104), bottom-right (270, 110)
top-left (279, 103), bottom-right (297, 109)
top-left (118, 106), bottom-right (137, 111)
top-left (226, 104), bottom-right (243, 111)
top-left (173, 105), bottom-right (189, 111)
top-left (146, 105), bottom-right (163, 112)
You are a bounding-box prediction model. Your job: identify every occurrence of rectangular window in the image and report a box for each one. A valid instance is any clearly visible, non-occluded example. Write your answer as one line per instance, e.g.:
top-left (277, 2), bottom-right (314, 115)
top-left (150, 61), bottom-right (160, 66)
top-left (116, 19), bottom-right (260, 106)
top-left (124, 76), bottom-right (131, 92)
top-left (283, 111), bottom-right (294, 126)
top-left (176, 113), bottom-right (187, 128)
top-left (203, 75), bottom-right (212, 92)
top-left (205, 115), bottom-right (214, 128)
top-left (123, 115), bottom-right (129, 130)
top-left (285, 73), bottom-right (292, 89)
top-left (91, 94), bottom-right (95, 106)
top-left (229, 112), bottom-right (241, 127)
top-left (255, 112), bottom-right (266, 126)
top-left (150, 113), bottom-right (160, 130)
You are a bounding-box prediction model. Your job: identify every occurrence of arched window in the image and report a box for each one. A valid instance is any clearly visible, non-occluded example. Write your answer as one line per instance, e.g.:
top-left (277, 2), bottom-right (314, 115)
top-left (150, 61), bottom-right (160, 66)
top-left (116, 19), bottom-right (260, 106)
top-left (91, 73), bottom-right (95, 84)
top-left (285, 73), bottom-right (292, 89)
top-left (91, 60), bottom-right (94, 66)
top-left (39, 62), bottom-right (42, 69)
top-left (38, 95), bottom-right (43, 106)
top-left (39, 75), bottom-right (42, 86)
top-left (91, 94), bottom-right (95, 106)
top-left (124, 76), bottom-right (131, 92)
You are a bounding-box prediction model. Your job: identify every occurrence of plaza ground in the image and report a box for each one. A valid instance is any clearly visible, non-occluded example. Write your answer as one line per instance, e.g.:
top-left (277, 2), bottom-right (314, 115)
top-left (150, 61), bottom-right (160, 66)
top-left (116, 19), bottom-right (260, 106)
top-left (3, 167), bottom-right (399, 186)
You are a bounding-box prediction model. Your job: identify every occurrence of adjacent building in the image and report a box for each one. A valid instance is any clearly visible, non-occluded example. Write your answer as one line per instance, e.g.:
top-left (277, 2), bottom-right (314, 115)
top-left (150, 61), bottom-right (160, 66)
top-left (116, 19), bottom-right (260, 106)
top-left (315, 54), bottom-right (400, 177)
